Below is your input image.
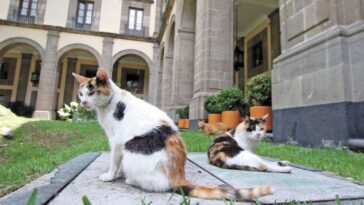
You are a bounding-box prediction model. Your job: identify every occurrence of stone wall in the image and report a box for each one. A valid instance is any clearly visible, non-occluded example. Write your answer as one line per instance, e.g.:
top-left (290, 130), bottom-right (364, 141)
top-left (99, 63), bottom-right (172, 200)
top-left (273, 0), bottom-right (364, 146)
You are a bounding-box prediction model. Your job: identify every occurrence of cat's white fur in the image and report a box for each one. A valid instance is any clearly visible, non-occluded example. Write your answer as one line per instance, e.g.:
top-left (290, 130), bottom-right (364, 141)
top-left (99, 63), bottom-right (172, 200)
top-left (233, 123), bottom-right (264, 151)
top-left (77, 76), bottom-right (176, 192)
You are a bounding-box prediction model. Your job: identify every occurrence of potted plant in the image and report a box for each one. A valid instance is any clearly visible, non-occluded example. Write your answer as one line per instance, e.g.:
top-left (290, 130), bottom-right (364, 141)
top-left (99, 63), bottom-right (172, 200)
top-left (247, 73), bottom-right (272, 131)
top-left (204, 95), bottom-right (224, 124)
top-left (176, 105), bottom-right (189, 129)
top-left (217, 88), bottom-right (244, 129)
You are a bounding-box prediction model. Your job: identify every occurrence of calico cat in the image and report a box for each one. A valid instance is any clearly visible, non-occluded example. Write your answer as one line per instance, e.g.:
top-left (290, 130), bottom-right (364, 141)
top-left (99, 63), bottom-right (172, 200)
top-left (208, 116), bottom-right (292, 173)
top-left (72, 69), bottom-right (273, 201)
top-left (198, 121), bottom-right (227, 137)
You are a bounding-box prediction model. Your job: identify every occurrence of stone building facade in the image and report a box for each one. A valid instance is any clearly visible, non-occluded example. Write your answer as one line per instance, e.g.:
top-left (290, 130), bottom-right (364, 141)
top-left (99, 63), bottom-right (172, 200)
top-left (0, 0), bottom-right (160, 119)
top-left (1, 0), bottom-right (364, 146)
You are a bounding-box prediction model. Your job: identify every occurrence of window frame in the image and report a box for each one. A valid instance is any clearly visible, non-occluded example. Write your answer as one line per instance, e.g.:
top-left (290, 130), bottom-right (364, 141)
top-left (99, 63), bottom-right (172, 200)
top-left (75, 0), bottom-right (94, 27)
top-left (127, 7), bottom-right (144, 31)
top-left (18, 0), bottom-right (38, 18)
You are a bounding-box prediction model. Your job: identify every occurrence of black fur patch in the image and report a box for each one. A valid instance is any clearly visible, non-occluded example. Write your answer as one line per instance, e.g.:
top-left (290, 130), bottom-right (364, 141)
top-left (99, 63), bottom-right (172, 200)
top-left (86, 81), bottom-right (94, 91)
top-left (247, 119), bottom-right (263, 132)
top-left (220, 146), bottom-right (243, 158)
top-left (124, 125), bottom-right (176, 155)
top-left (213, 135), bottom-right (236, 144)
top-left (96, 76), bottom-right (107, 86)
top-left (113, 101), bottom-right (126, 121)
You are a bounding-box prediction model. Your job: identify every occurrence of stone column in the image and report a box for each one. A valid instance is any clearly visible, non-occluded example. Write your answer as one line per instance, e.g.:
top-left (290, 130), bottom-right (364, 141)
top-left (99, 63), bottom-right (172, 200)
top-left (171, 0), bottom-right (196, 114)
top-left (63, 57), bottom-right (77, 105)
top-left (16, 53), bottom-right (32, 102)
top-left (148, 43), bottom-right (160, 106)
top-left (160, 55), bottom-right (174, 118)
top-left (33, 30), bottom-right (59, 120)
top-left (153, 0), bottom-right (162, 37)
top-left (189, 0), bottom-right (234, 128)
top-left (100, 37), bottom-right (114, 76)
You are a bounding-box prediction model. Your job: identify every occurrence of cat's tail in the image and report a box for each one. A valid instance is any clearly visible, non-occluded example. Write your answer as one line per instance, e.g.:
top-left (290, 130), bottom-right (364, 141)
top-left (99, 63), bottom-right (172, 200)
top-left (173, 183), bottom-right (273, 201)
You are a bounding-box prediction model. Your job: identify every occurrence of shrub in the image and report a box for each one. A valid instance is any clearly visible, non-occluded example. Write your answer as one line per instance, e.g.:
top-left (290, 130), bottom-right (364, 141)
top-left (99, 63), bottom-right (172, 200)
top-left (7, 101), bottom-right (34, 117)
top-left (247, 73), bottom-right (272, 106)
top-left (204, 95), bottom-right (223, 114)
top-left (57, 101), bottom-right (96, 122)
top-left (217, 87), bottom-right (245, 111)
top-left (176, 105), bottom-right (189, 119)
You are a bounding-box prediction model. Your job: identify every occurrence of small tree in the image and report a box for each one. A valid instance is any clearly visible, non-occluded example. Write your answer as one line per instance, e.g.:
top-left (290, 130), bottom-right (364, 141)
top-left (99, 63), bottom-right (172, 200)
top-left (247, 73), bottom-right (272, 106)
top-left (217, 87), bottom-right (245, 111)
top-left (176, 105), bottom-right (189, 119)
top-left (204, 95), bottom-right (223, 114)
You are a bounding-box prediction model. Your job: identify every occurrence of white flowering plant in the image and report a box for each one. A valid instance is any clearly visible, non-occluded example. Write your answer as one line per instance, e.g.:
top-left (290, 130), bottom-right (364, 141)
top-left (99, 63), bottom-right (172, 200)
top-left (57, 101), bottom-right (96, 122)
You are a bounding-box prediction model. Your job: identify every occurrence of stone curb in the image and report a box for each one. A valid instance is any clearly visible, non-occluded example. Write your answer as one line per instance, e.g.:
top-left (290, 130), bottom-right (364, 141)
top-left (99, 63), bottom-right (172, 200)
top-left (0, 152), bottom-right (101, 205)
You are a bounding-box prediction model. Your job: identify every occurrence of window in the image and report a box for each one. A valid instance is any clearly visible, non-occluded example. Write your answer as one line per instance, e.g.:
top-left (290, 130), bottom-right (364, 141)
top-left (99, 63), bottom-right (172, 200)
top-left (76, 1), bottom-right (94, 26)
top-left (128, 8), bottom-right (143, 31)
top-left (0, 63), bottom-right (10, 80)
top-left (85, 69), bottom-right (97, 78)
top-left (19, 0), bottom-right (38, 17)
top-left (252, 41), bottom-right (263, 68)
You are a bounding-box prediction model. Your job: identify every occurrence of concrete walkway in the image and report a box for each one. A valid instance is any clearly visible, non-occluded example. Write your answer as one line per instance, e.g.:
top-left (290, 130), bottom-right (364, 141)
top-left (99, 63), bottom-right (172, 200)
top-left (1, 152), bottom-right (364, 205)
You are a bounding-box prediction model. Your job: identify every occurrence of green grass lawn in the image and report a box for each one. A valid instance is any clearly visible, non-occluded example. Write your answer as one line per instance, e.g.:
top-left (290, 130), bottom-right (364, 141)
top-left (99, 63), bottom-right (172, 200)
top-left (1, 121), bottom-right (364, 197)
top-left (0, 120), bottom-right (108, 196)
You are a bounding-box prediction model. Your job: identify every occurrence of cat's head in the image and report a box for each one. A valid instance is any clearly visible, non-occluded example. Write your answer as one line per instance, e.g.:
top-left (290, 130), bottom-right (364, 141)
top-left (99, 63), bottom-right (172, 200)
top-left (197, 120), bottom-right (205, 128)
top-left (72, 68), bottom-right (112, 110)
top-left (235, 114), bottom-right (269, 141)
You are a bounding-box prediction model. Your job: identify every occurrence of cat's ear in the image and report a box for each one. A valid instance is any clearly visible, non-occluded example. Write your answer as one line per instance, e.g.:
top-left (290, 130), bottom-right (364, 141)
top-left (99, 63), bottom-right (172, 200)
top-left (96, 68), bottom-right (109, 86)
top-left (244, 115), bottom-right (250, 122)
top-left (72, 73), bottom-right (87, 83)
top-left (262, 114), bottom-right (269, 120)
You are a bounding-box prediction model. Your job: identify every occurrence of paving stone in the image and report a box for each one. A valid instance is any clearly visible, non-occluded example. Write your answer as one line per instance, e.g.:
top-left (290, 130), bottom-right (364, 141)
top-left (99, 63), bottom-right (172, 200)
top-left (188, 153), bottom-right (364, 204)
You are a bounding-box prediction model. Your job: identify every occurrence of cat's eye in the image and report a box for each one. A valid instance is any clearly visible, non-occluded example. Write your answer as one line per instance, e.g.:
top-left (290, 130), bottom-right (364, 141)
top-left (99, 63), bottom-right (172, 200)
top-left (88, 91), bottom-right (95, 96)
top-left (79, 92), bottom-right (83, 97)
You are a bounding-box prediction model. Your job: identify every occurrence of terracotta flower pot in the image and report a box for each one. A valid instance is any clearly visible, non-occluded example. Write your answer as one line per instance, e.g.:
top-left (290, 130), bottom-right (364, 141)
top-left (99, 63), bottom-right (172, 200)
top-left (222, 110), bottom-right (240, 129)
top-left (178, 119), bottom-right (185, 129)
top-left (183, 119), bottom-right (190, 129)
top-left (249, 106), bottom-right (273, 131)
top-left (208, 113), bottom-right (222, 124)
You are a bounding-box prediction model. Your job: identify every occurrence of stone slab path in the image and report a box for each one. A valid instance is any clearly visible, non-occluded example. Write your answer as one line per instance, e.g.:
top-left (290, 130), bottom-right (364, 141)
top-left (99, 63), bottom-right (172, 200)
top-left (1, 152), bottom-right (364, 205)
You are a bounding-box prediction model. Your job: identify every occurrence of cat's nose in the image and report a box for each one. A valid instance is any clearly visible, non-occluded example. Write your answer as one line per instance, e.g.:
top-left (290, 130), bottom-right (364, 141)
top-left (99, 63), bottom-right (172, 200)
top-left (81, 101), bottom-right (88, 106)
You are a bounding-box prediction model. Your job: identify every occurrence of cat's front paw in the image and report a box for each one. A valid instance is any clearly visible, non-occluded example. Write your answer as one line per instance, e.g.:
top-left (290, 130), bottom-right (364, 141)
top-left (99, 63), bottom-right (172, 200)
top-left (99, 172), bottom-right (116, 182)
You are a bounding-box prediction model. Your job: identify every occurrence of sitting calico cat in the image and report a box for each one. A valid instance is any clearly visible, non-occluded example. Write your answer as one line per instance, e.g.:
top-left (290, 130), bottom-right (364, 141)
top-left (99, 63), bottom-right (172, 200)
top-left (198, 121), bottom-right (227, 137)
top-left (208, 116), bottom-right (292, 173)
top-left (72, 69), bottom-right (273, 201)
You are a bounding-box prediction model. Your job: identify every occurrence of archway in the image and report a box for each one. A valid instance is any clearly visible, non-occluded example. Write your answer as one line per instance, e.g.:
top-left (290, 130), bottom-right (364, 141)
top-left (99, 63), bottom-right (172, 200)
top-left (56, 47), bottom-right (99, 109)
top-left (0, 40), bottom-right (43, 114)
top-left (112, 52), bottom-right (150, 101)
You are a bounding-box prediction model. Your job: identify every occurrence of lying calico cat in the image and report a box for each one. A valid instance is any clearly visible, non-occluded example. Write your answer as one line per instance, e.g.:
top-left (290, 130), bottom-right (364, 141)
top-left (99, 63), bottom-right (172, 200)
top-left (72, 69), bottom-right (273, 201)
top-left (208, 116), bottom-right (292, 173)
top-left (198, 121), bottom-right (227, 137)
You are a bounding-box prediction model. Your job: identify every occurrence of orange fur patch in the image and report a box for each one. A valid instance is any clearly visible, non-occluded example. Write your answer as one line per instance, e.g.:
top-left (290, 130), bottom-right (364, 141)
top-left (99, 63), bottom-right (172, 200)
top-left (165, 134), bottom-right (188, 187)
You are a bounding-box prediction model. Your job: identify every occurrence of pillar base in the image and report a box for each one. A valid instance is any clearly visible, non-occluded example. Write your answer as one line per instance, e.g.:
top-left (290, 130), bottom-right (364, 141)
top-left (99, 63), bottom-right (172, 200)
top-left (33, 110), bottom-right (56, 120)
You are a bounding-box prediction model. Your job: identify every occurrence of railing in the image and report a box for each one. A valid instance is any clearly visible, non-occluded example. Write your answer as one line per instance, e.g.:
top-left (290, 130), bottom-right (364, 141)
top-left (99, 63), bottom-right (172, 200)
top-left (68, 17), bottom-right (95, 31)
top-left (9, 10), bottom-right (36, 24)
top-left (124, 24), bottom-right (145, 37)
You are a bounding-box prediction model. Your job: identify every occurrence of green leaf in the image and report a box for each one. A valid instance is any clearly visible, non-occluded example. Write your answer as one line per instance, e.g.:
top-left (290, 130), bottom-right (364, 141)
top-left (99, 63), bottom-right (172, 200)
top-left (82, 195), bottom-right (92, 205)
top-left (27, 188), bottom-right (38, 205)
